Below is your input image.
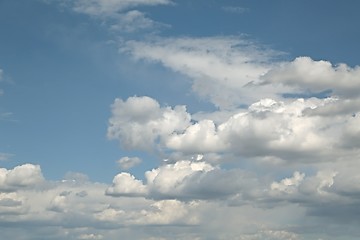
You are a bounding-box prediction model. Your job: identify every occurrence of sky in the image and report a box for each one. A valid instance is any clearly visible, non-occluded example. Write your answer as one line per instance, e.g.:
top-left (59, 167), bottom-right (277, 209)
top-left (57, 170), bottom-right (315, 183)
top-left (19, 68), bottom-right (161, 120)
top-left (1, 0), bottom-right (360, 239)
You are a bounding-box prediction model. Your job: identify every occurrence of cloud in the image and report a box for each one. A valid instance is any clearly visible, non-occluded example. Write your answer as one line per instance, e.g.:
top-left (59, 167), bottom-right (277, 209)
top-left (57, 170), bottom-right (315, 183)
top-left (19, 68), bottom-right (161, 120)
top-left (105, 172), bottom-right (148, 197)
top-left (116, 156), bottom-right (142, 170)
top-left (123, 36), bottom-right (285, 108)
top-left (54, 0), bottom-right (172, 34)
top-left (107, 96), bottom-right (191, 151)
top-left (1, 162), bottom-right (360, 239)
top-left (222, 6), bottom-right (249, 14)
top-left (109, 10), bottom-right (169, 33)
top-left (108, 95), bottom-right (360, 164)
top-left (0, 164), bottom-right (44, 191)
top-left (271, 171), bottom-right (305, 194)
top-left (78, 234), bottom-right (104, 240)
top-left (107, 159), bottom-right (261, 201)
top-left (0, 192), bottom-right (27, 215)
top-left (63, 0), bottom-right (172, 17)
top-left (263, 56), bottom-right (360, 98)
top-left (0, 153), bottom-right (14, 161)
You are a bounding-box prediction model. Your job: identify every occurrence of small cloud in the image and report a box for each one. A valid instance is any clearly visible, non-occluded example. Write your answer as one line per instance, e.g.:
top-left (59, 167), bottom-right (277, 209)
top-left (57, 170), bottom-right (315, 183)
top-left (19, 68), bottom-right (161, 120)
top-left (63, 171), bottom-right (89, 183)
top-left (106, 172), bottom-right (148, 197)
top-left (0, 153), bottom-right (14, 161)
top-left (117, 156), bottom-right (142, 170)
top-left (222, 6), bottom-right (249, 14)
top-left (78, 233), bottom-right (103, 240)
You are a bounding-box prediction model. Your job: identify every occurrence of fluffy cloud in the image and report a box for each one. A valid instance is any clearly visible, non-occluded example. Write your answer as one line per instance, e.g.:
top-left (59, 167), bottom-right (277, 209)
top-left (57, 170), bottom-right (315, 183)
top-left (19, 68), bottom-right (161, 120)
top-left (109, 96), bottom-right (359, 164)
top-left (0, 164), bottom-right (44, 191)
top-left (107, 159), bottom-right (261, 201)
top-left (116, 156), bottom-right (142, 170)
top-left (106, 172), bottom-right (147, 197)
top-left (107, 96), bottom-right (191, 151)
top-left (2, 162), bottom-right (360, 239)
top-left (263, 56), bottom-right (360, 98)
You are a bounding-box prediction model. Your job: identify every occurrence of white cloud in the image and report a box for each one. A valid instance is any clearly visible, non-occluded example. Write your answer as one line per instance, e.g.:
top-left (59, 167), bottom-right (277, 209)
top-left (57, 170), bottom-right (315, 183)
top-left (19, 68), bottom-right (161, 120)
top-left (271, 171), bottom-right (305, 194)
top-left (123, 36), bottom-right (285, 109)
top-left (145, 160), bottom-right (215, 199)
top-left (107, 96), bottom-right (191, 151)
top-left (55, 0), bottom-right (172, 33)
top-left (0, 164), bottom-right (44, 191)
top-left (0, 192), bottom-right (27, 215)
top-left (1, 162), bottom-right (360, 239)
top-left (109, 10), bottom-right (169, 33)
top-left (222, 6), bottom-right (249, 14)
top-left (263, 56), bottom-right (360, 98)
top-left (67, 0), bottom-right (172, 17)
top-left (108, 95), bottom-right (360, 164)
top-left (106, 172), bottom-right (148, 197)
top-left (132, 199), bottom-right (199, 225)
top-left (117, 156), bottom-right (142, 170)
top-left (166, 119), bottom-right (227, 153)
top-left (78, 233), bottom-right (104, 240)
top-left (106, 159), bottom-right (262, 201)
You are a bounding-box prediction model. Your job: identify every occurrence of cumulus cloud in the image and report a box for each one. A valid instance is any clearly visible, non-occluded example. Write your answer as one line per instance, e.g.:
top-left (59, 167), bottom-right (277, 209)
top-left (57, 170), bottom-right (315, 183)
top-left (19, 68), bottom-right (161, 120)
top-left (263, 56), bottom-right (360, 98)
top-left (0, 164), bottom-right (44, 191)
top-left (116, 156), bottom-right (142, 170)
top-left (105, 172), bottom-right (147, 197)
top-left (271, 171), bottom-right (305, 194)
top-left (0, 192), bottom-right (26, 215)
top-left (108, 95), bottom-right (360, 164)
top-left (107, 96), bottom-right (191, 151)
top-left (2, 162), bottom-right (360, 239)
top-left (107, 159), bottom-right (261, 200)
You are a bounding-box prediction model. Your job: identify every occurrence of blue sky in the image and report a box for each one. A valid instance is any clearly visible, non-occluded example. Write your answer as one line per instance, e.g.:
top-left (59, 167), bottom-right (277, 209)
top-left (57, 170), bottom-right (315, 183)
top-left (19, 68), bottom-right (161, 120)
top-left (1, 0), bottom-right (360, 239)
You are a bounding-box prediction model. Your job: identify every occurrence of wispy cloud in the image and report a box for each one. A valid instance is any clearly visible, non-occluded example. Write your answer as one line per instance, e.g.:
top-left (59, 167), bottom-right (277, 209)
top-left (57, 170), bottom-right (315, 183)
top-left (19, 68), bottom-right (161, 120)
top-left (0, 152), bottom-right (14, 161)
top-left (123, 36), bottom-right (286, 108)
top-left (222, 6), bottom-right (249, 14)
top-left (116, 156), bottom-right (142, 170)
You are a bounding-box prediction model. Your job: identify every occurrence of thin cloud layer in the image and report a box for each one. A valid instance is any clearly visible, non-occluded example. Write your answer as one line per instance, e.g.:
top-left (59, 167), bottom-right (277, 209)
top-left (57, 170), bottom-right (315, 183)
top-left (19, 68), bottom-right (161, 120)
top-left (65, 0), bottom-right (172, 17)
top-left (123, 36), bottom-right (285, 108)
